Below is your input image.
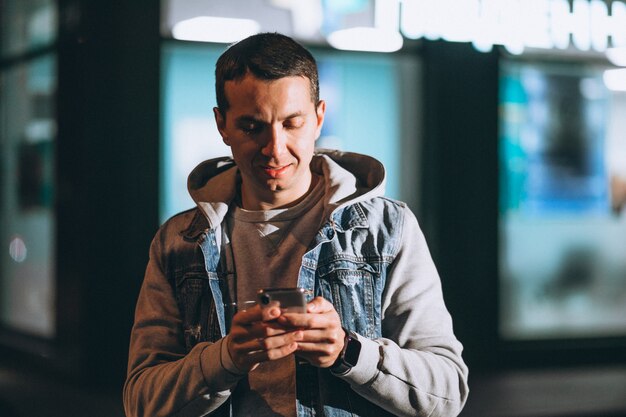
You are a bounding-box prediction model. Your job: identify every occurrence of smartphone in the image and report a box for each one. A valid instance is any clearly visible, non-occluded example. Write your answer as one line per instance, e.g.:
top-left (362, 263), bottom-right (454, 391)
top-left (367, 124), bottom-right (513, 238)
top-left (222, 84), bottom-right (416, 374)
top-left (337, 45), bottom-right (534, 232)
top-left (257, 287), bottom-right (308, 313)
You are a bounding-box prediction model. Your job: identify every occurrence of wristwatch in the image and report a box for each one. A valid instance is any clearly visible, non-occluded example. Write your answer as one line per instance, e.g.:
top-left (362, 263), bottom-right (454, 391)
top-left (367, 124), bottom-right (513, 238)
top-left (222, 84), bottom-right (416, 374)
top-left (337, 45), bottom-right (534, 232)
top-left (330, 328), bottom-right (361, 374)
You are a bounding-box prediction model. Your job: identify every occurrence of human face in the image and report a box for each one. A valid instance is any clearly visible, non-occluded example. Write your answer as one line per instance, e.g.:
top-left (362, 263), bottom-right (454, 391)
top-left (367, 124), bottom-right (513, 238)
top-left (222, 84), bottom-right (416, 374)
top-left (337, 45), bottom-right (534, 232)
top-left (214, 73), bottom-right (325, 210)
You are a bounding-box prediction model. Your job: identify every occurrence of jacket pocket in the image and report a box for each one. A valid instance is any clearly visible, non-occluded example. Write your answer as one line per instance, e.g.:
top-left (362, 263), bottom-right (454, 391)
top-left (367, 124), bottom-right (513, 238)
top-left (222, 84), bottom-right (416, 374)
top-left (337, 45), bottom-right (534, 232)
top-left (317, 260), bottom-right (380, 338)
top-left (174, 269), bottom-right (211, 350)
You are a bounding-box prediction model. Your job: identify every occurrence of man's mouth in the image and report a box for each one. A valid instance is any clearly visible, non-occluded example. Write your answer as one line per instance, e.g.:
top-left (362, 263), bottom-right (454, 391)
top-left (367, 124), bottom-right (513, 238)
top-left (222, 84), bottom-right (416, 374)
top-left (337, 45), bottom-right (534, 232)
top-left (262, 164), bottom-right (291, 178)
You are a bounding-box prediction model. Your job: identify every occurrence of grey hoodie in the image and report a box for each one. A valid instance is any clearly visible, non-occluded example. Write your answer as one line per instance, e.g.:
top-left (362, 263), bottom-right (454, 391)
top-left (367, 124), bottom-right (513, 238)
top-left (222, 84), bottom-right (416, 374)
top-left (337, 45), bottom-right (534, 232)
top-left (124, 151), bottom-right (469, 417)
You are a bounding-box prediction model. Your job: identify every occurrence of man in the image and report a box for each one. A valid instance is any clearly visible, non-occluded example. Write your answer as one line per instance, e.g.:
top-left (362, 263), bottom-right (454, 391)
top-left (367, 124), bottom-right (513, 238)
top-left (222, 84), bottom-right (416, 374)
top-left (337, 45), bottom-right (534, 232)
top-left (124, 33), bottom-right (468, 417)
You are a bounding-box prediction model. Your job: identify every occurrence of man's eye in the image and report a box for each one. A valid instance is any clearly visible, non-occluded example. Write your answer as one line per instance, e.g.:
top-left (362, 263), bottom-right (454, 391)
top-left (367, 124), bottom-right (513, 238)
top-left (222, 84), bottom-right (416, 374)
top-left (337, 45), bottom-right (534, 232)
top-left (240, 123), bottom-right (261, 134)
top-left (285, 121), bottom-right (304, 130)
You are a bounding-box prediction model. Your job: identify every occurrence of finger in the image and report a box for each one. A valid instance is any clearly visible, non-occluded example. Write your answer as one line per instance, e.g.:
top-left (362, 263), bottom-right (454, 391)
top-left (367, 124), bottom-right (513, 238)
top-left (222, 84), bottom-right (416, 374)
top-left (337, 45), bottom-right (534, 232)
top-left (295, 328), bottom-right (344, 344)
top-left (306, 296), bottom-right (334, 313)
top-left (261, 321), bottom-right (299, 335)
top-left (231, 305), bottom-right (264, 326)
top-left (230, 318), bottom-right (299, 346)
top-left (276, 312), bottom-right (308, 328)
top-left (295, 341), bottom-right (341, 353)
top-left (258, 330), bottom-right (303, 350)
top-left (232, 330), bottom-right (303, 353)
top-left (232, 335), bottom-right (302, 369)
top-left (232, 305), bottom-right (282, 329)
top-left (260, 305), bottom-right (282, 322)
top-left (278, 311), bottom-right (336, 329)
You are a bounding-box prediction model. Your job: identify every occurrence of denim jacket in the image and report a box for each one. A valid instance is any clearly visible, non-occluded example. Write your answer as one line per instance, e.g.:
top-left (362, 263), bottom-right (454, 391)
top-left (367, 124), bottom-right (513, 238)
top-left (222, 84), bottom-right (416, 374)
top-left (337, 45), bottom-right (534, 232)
top-left (124, 151), bottom-right (469, 417)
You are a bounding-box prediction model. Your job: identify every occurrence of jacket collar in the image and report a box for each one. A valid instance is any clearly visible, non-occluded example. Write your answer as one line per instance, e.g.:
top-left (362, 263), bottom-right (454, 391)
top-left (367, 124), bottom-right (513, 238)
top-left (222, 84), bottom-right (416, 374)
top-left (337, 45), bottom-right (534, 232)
top-left (182, 150), bottom-right (385, 237)
top-left (180, 198), bottom-right (370, 243)
top-left (331, 202), bottom-right (369, 232)
top-left (179, 209), bottom-right (209, 241)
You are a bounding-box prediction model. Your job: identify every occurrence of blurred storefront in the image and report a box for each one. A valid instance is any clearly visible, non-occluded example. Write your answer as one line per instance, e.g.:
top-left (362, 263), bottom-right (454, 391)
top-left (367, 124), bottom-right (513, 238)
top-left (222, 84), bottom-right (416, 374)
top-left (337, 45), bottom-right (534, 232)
top-left (159, 0), bottom-right (626, 362)
top-left (0, 1), bottom-right (625, 415)
top-left (1, 0), bottom-right (57, 343)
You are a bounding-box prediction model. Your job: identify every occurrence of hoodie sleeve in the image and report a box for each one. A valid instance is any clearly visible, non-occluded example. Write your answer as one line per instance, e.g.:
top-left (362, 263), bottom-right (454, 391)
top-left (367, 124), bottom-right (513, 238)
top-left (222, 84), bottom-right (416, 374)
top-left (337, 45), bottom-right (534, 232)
top-left (333, 206), bottom-right (469, 417)
top-left (123, 229), bottom-right (245, 417)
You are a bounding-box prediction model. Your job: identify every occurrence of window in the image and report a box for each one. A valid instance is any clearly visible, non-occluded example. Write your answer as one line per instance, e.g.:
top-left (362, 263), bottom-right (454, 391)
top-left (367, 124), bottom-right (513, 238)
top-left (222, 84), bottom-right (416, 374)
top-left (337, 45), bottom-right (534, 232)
top-left (0, 0), bottom-right (57, 339)
top-left (499, 59), bottom-right (626, 340)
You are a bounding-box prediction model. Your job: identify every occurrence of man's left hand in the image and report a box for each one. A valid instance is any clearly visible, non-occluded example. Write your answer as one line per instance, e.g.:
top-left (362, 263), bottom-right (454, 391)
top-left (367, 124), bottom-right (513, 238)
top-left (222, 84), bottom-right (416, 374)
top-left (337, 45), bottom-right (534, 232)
top-left (277, 296), bottom-right (345, 368)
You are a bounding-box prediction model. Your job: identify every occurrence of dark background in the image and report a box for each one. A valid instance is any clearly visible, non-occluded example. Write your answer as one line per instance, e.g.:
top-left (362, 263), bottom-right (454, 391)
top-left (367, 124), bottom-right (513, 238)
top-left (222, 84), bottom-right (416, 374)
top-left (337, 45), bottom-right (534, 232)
top-left (0, 1), bottom-right (625, 416)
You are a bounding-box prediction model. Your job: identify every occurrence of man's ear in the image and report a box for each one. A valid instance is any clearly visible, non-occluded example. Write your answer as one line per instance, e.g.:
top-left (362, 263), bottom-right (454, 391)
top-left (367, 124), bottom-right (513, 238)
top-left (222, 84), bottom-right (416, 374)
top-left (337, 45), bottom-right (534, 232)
top-left (213, 107), bottom-right (229, 146)
top-left (314, 100), bottom-right (326, 140)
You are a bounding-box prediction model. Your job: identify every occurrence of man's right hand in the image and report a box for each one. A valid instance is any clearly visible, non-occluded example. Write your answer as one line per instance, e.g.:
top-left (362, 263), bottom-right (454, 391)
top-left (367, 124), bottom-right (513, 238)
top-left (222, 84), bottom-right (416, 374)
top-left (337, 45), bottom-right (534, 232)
top-left (226, 304), bottom-right (303, 373)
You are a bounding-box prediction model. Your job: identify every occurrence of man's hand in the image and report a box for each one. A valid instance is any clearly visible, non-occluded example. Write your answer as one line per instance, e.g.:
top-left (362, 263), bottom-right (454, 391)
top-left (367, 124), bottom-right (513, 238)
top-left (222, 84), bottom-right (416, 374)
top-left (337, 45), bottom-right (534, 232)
top-left (226, 304), bottom-right (303, 373)
top-left (277, 296), bottom-right (345, 368)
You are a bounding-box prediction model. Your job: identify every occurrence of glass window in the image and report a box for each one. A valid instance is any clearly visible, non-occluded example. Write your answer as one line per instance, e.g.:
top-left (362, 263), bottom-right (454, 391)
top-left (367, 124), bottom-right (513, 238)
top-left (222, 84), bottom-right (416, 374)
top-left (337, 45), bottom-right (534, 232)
top-left (160, 42), bottom-right (420, 221)
top-left (0, 54), bottom-right (57, 338)
top-left (499, 59), bottom-right (626, 340)
top-left (0, 0), bottom-right (57, 58)
top-left (160, 43), bottom-right (227, 220)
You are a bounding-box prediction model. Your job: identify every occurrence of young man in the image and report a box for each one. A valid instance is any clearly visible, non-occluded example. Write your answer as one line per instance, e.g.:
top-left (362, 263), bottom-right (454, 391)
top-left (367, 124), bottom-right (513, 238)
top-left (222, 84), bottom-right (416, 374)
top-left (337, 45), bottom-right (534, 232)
top-left (124, 33), bottom-right (469, 417)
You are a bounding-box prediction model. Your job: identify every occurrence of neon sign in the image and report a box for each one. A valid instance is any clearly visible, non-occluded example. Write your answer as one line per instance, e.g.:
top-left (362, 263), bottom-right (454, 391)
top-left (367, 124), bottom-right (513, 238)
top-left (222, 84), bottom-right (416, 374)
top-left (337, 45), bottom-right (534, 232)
top-left (186, 0), bottom-right (626, 54)
top-left (400, 0), bottom-right (626, 53)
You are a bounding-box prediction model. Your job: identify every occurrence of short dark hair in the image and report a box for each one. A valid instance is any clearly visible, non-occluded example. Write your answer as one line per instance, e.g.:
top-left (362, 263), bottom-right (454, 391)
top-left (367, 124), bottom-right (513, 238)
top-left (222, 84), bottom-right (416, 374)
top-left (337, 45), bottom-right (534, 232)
top-left (215, 32), bottom-right (320, 115)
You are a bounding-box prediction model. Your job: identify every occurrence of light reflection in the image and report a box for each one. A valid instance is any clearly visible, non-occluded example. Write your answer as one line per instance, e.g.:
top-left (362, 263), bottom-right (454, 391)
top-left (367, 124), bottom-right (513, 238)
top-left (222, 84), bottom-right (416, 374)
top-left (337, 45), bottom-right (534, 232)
top-left (326, 27), bottom-right (403, 52)
top-left (172, 16), bottom-right (260, 44)
top-left (9, 236), bottom-right (28, 263)
top-left (606, 46), bottom-right (626, 66)
top-left (590, 0), bottom-right (609, 51)
top-left (603, 68), bottom-right (626, 91)
top-left (550, 0), bottom-right (572, 49)
top-left (572, 0), bottom-right (592, 51)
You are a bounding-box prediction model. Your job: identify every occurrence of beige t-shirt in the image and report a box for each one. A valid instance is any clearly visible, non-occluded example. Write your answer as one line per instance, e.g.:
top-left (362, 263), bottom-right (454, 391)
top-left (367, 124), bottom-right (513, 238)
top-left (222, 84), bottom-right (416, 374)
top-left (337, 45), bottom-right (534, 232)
top-left (226, 175), bottom-right (326, 417)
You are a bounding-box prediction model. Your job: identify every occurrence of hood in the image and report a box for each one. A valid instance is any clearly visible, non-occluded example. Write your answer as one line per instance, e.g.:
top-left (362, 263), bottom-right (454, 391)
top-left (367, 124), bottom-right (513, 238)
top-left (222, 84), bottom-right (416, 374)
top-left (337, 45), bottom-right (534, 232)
top-left (187, 149), bottom-right (386, 228)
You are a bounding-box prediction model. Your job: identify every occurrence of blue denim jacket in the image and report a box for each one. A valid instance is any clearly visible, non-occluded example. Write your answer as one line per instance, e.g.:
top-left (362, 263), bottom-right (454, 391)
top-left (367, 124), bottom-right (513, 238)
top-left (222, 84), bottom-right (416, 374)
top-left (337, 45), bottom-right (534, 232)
top-left (124, 152), bottom-right (468, 417)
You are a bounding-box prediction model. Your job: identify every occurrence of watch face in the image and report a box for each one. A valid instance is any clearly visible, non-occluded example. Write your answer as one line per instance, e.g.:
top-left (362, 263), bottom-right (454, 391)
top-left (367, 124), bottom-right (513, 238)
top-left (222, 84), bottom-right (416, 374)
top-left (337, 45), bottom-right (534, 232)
top-left (344, 335), bottom-right (362, 367)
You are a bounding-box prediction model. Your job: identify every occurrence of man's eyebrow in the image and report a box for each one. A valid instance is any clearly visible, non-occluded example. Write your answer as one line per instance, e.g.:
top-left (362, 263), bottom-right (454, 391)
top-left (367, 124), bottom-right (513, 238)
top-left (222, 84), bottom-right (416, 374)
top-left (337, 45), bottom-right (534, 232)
top-left (283, 111), bottom-right (305, 120)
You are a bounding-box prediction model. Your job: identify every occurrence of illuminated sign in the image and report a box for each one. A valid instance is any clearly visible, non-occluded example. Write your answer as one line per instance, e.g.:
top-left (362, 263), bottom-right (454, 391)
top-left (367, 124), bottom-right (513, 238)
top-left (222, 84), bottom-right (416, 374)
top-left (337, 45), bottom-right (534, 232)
top-left (399, 0), bottom-right (626, 53)
top-left (179, 0), bottom-right (626, 54)
top-left (278, 0), bottom-right (626, 53)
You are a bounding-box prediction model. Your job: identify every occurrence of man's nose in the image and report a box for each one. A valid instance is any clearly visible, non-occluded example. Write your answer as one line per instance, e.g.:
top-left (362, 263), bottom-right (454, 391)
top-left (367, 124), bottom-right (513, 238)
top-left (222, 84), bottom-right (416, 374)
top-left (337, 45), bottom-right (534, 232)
top-left (261, 125), bottom-right (287, 158)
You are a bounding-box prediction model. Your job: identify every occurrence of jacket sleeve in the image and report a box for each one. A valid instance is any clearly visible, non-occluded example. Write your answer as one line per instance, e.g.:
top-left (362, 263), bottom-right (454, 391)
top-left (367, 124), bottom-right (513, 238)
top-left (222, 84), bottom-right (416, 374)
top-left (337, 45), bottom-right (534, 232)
top-left (123, 230), bottom-right (244, 417)
top-left (336, 206), bottom-right (469, 417)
